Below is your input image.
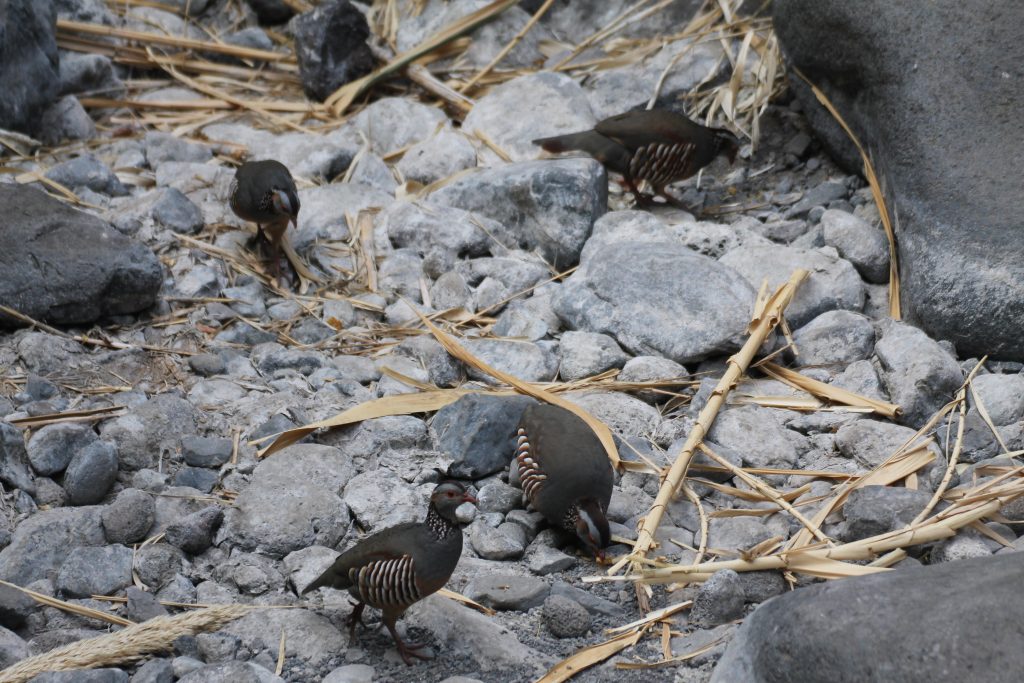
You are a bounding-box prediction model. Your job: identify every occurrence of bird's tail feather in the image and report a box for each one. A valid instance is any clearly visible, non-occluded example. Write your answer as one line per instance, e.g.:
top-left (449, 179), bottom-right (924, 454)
top-left (532, 131), bottom-right (594, 153)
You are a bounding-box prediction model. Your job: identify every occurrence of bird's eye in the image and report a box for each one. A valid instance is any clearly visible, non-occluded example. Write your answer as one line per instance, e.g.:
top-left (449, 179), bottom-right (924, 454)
top-left (446, 491), bottom-right (455, 497)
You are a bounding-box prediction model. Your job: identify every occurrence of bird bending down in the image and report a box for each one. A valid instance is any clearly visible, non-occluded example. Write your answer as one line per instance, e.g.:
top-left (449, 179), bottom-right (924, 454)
top-left (514, 404), bottom-right (614, 560)
top-left (302, 481), bottom-right (477, 665)
top-left (532, 109), bottom-right (740, 211)
top-left (229, 159), bottom-right (300, 283)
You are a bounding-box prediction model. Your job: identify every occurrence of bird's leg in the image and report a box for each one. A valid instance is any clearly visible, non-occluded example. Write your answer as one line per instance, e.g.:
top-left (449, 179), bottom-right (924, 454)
top-left (346, 601), bottom-right (366, 641)
top-left (383, 612), bottom-right (431, 666)
top-left (655, 185), bottom-right (698, 214)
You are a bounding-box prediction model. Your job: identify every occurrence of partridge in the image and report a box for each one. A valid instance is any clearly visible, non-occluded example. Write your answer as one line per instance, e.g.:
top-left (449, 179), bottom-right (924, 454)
top-left (533, 109), bottom-right (740, 209)
top-left (514, 404), bottom-right (614, 559)
top-left (302, 480), bottom-right (477, 665)
top-left (229, 159), bottom-right (300, 281)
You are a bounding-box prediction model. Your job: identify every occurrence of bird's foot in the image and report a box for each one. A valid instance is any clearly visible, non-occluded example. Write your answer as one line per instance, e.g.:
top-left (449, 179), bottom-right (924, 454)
top-left (346, 602), bottom-right (367, 640)
top-left (395, 638), bottom-right (433, 666)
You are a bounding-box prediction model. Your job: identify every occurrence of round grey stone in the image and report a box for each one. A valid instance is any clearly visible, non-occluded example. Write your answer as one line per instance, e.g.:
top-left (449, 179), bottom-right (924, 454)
top-left (542, 594), bottom-right (591, 638)
top-left (62, 440), bottom-right (118, 505)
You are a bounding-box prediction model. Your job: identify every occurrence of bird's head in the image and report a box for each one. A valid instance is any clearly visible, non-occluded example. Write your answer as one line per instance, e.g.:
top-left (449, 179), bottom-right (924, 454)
top-left (574, 498), bottom-right (611, 561)
top-left (430, 480), bottom-right (478, 523)
top-left (270, 188), bottom-right (299, 227)
top-left (714, 129), bottom-right (741, 164)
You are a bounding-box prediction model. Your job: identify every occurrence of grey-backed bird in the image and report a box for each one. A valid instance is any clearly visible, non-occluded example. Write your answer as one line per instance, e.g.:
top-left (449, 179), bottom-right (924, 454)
top-left (229, 159), bottom-right (299, 281)
top-left (302, 481), bottom-right (477, 665)
top-left (514, 404), bottom-right (614, 560)
top-left (533, 109), bottom-right (739, 210)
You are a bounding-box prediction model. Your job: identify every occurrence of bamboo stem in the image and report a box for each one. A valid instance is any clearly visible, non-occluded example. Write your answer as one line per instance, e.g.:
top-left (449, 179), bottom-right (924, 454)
top-left (624, 269), bottom-right (808, 595)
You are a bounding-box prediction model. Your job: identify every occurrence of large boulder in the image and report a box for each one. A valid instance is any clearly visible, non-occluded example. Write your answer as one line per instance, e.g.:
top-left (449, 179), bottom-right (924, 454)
top-left (292, 0), bottom-right (374, 102)
top-left (711, 552), bottom-right (1024, 682)
top-left (0, 185), bottom-right (162, 326)
top-left (0, 0), bottom-right (59, 135)
top-left (773, 1), bottom-right (1024, 359)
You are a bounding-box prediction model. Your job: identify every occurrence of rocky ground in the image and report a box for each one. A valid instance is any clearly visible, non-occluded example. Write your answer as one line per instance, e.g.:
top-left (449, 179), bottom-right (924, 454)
top-left (1, 1), bottom-right (1023, 682)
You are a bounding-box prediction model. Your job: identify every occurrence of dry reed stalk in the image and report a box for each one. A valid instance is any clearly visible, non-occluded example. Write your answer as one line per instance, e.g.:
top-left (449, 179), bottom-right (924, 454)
top-left (0, 580), bottom-right (132, 628)
top-left (622, 269), bottom-right (808, 606)
top-left (56, 20), bottom-right (290, 62)
top-left (533, 627), bottom-right (648, 683)
top-left (460, 0), bottom-right (557, 93)
top-left (6, 405), bottom-right (126, 429)
top-left (759, 361), bottom-right (901, 418)
top-left (0, 605), bottom-right (254, 683)
top-left (326, 0), bottom-right (519, 115)
top-left (792, 67), bottom-right (900, 319)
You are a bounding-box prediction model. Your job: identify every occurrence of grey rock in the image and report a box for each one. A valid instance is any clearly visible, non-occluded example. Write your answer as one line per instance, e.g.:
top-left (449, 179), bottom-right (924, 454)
top-left (773, 0), bottom-right (1024, 360)
top-left (221, 608), bottom-right (345, 668)
top-left (549, 581), bottom-right (623, 617)
top-left (834, 420), bottom-right (926, 469)
top-left (293, 182), bottom-right (392, 248)
top-left (820, 209), bottom-right (889, 284)
top-left (0, 625), bottom-right (28, 668)
top-left (0, 186), bottom-right (161, 325)
top-left (736, 571), bottom-right (787, 604)
top-left (786, 180), bottom-right (849, 218)
top-left (462, 72), bottom-right (596, 163)
top-left (838, 485), bottom-right (932, 542)
top-left (195, 632), bottom-right (240, 662)
top-left (969, 373), bottom-right (1024, 426)
top-left (0, 422), bottom-right (36, 494)
top-left (176, 661), bottom-right (283, 683)
top-left (38, 95), bottom-right (96, 145)
top-left (670, 623), bottom-right (736, 668)
top-left (875, 321), bottom-right (963, 427)
top-left (690, 569), bottom-right (745, 627)
top-left (134, 545), bottom-right (184, 590)
top-left (56, 544), bottom-right (133, 598)
top-left (0, 582), bottom-right (37, 628)
top-left (720, 242), bottom-right (864, 328)
top-left (607, 485), bottom-right (654, 524)
top-left (429, 271), bottom-right (473, 311)
top-left (526, 545), bottom-right (577, 576)
top-left (558, 331), bottom-right (628, 381)
top-left (165, 506), bottom-right (223, 555)
top-left (470, 519), bottom-right (525, 561)
top-left (223, 444), bottom-right (354, 556)
top-left (462, 338), bottom-right (556, 384)
top-left (464, 573), bottom-right (549, 611)
top-left (202, 123), bottom-right (358, 182)
top-left (323, 664), bottom-right (375, 683)
top-left (930, 534), bottom-right (993, 564)
top-left (62, 439), bottom-right (118, 505)
top-left (792, 310), bottom-right (876, 367)
top-left (347, 151), bottom-right (396, 193)
top-left (564, 391), bottom-right (661, 439)
top-left (395, 125), bottom-right (477, 185)
top-left (430, 159), bottom-right (607, 268)
top-left (382, 200), bottom-right (497, 261)
top-left (0, 506), bottom-right (104, 584)
top-left (125, 586), bottom-right (169, 622)
top-left (292, 0), bottom-right (374, 102)
top-left (30, 670), bottom-right (128, 683)
top-left (131, 658), bottom-right (175, 683)
top-left (244, 0), bottom-right (293, 23)
top-left (181, 436), bottom-right (233, 468)
top-left (430, 393), bottom-right (536, 479)
top-left (0, 0), bottom-right (58, 134)
top-left (711, 552), bottom-right (1024, 683)
top-left (477, 480), bottom-right (522, 515)
top-left (554, 240), bottom-right (754, 364)
top-left (406, 593), bottom-right (546, 673)
top-left (102, 488), bottom-right (155, 544)
top-left (144, 132), bottom-right (212, 168)
top-left (351, 97), bottom-right (448, 156)
top-left (342, 469), bottom-right (422, 531)
top-left (45, 153), bottom-right (124, 196)
top-left (26, 423), bottom-right (98, 476)
top-left (542, 594), bottom-right (591, 638)
top-left (455, 253), bottom-right (550, 295)
top-left (707, 406), bottom-right (801, 469)
top-left (283, 545), bottom-right (337, 595)
top-left (152, 188), bottom-right (204, 235)
top-left (100, 394), bottom-right (198, 471)
top-left (705, 517), bottom-right (776, 554)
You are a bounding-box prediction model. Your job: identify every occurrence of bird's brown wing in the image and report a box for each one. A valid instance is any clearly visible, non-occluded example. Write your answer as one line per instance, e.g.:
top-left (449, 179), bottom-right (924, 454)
top-left (301, 522), bottom-right (421, 594)
top-left (595, 110), bottom-right (707, 151)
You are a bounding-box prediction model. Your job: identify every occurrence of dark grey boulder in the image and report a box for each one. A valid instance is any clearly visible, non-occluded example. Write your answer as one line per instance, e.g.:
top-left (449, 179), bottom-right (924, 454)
top-left (62, 439), bottom-right (118, 505)
top-left (0, 423), bottom-right (35, 495)
top-left (293, 0), bottom-right (374, 102)
top-left (0, 0), bottom-right (59, 135)
top-left (0, 185), bottom-right (162, 326)
top-left (711, 552), bottom-right (1024, 683)
top-left (431, 394), bottom-right (536, 479)
top-left (244, 0), bottom-right (293, 25)
top-left (773, 0), bottom-right (1024, 360)
top-left (0, 506), bottom-right (105, 585)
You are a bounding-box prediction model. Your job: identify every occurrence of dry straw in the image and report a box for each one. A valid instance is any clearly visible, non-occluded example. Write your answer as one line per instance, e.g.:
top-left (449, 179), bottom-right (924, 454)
top-left (0, 605), bottom-right (254, 683)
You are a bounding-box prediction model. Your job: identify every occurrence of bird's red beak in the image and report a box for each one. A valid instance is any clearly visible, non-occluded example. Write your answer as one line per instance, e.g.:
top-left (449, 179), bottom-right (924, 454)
top-left (462, 493), bottom-right (478, 505)
top-left (595, 549), bottom-right (607, 563)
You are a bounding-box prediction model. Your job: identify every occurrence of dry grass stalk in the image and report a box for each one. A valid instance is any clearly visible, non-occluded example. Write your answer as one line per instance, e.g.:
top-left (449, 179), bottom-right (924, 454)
top-left (0, 580), bottom-right (133, 628)
top-left (759, 361), bottom-right (901, 418)
top-left (6, 405), bottom-right (126, 429)
top-left (437, 588), bottom-right (497, 616)
top-left (533, 627), bottom-right (648, 683)
top-left (792, 67), bottom-right (901, 319)
top-left (460, 0), bottom-right (557, 93)
top-left (0, 605), bottom-right (254, 683)
top-left (622, 268), bottom-right (808, 606)
top-left (326, 0), bottom-right (519, 114)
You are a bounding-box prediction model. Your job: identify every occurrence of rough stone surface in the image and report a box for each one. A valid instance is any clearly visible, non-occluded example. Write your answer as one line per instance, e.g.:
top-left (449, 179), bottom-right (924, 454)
top-left (430, 159), bottom-right (607, 268)
top-left (292, 1), bottom-right (374, 102)
top-left (0, 0), bottom-right (59, 135)
top-left (100, 394), bottom-right (198, 471)
top-left (773, 0), bottom-right (1024, 360)
top-left (820, 209), bottom-right (889, 284)
top-left (62, 439), bottom-right (118, 505)
top-left (0, 506), bottom-right (105, 584)
top-left (541, 595), bottom-right (591, 638)
top-left (101, 488), bottom-right (155, 544)
top-left (792, 310), bottom-right (876, 367)
top-left (874, 321), bottom-right (963, 427)
top-left (711, 552), bottom-right (1024, 683)
top-left (464, 574), bottom-right (549, 611)
top-left (56, 544), bottom-right (133, 597)
top-left (0, 186), bottom-right (162, 326)
top-left (690, 569), bottom-right (745, 627)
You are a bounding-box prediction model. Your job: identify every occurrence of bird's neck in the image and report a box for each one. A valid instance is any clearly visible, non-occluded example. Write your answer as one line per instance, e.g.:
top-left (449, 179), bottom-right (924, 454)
top-left (425, 505), bottom-right (460, 542)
